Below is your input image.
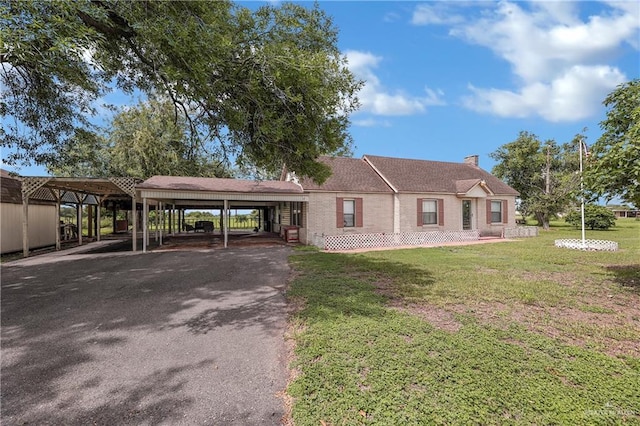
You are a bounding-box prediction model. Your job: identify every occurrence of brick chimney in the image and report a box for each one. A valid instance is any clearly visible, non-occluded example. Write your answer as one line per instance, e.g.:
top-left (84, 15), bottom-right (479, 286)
top-left (464, 155), bottom-right (479, 167)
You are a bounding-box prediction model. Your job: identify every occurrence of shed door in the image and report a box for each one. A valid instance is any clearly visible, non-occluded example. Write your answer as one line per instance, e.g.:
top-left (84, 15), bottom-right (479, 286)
top-left (462, 200), bottom-right (472, 230)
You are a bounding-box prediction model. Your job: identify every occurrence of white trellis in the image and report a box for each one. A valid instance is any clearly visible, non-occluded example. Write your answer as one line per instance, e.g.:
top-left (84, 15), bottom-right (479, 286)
top-left (554, 239), bottom-right (618, 251)
top-left (323, 230), bottom-right (480, 251)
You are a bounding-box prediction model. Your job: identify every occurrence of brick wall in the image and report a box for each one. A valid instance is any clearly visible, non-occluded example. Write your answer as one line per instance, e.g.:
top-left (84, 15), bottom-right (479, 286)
top-left (306, 192), bottom-right (394, 238)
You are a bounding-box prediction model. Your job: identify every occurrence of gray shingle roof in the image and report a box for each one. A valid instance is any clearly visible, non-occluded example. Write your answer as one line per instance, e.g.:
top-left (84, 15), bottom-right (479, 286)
top-left (299, 156), bottom-right (394, 193)
top-left (0, 170), bottom-right (61, 205)
top-left (0, 170), bottom-right (22, 204)
top-left (138, 176), bottom-right (304, 194)
top-left (363, 155), bottom-right (519, 195)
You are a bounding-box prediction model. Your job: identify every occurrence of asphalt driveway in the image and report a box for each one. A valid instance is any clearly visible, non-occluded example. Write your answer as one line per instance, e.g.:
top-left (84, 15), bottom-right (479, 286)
top-left (1, 246), bottom-right (292, 425)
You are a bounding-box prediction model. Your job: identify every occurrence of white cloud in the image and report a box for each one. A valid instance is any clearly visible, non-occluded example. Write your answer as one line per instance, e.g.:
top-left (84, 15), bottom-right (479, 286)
top-left (345, 50), bottom-right (446, 117)
top-left (383, 11), bottom-right (401, 23)
top-left (411, 4), bottom-right (466, 25)
top-left (413, 1), bottom-right (639, 122)
top-left (463, 65), bottom-right (626, 122)
top-left (352, 118), bottom-right (392, 128)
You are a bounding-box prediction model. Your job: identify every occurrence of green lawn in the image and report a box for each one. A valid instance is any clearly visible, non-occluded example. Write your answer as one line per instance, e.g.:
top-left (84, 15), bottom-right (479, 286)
top-left (285, 219), bottom-right (640, 425)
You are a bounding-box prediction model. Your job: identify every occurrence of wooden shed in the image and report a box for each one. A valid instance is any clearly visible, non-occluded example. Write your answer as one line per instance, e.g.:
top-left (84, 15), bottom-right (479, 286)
top-left (1, 170), bottom-right (57, 254)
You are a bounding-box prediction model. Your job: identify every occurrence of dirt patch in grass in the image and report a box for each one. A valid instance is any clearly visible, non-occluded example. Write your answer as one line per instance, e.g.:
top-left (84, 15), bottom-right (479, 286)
top-left (371, 266), bottom-right (640, 357)
top-left (373, 278), bottom-right (462, 332)
top-left (401, 304), bottom-right (462, 332)
top-left (446, 300), bottom-right (640, 358)
top-left (606, 264), bottom-right (640, 294)
top-left (371, 277), bottom-right (397, 299)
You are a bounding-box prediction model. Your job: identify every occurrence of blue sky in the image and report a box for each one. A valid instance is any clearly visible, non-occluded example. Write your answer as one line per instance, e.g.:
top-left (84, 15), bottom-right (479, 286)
top-left (4, 0), bottom-right (639, 177)
top-left (322, 1), bottom-right (639, 169)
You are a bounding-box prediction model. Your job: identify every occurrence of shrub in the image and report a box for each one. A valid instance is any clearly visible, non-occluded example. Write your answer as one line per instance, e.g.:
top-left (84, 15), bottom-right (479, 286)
top-left (565, 205), bottom-right (616, 230)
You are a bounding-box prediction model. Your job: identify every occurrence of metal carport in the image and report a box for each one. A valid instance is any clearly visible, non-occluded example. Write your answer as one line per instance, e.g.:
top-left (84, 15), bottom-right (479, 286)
top-left (19, 177), bottom-right (140, 257)
top-left (136, 176), bottom-right (307, 251)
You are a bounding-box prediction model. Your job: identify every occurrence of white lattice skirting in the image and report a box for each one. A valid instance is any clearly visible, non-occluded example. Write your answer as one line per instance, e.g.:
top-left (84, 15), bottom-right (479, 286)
top-left (554, 239), bottom-right (618, 251)
top-left (323, 230), bottom-right (480, 251)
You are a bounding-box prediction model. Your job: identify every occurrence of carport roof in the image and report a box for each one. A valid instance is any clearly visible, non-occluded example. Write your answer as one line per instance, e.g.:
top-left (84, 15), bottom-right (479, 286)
top-left (15, 175), bottom-right (141, 203)
top-left (138, 176), bottom-right (304, 194)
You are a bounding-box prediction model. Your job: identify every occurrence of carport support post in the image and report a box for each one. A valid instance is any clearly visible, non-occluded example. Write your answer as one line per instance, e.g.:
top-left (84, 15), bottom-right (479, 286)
top-left (96, 197), bottom-right (101, 242)
top-left (223, 199), bottom-right (229, 248)
top-left (22, 195), bottom-right (29, 257)
top-left (112, 202), bottom-right (117, 233)
top-left (131, 195), bottom-right (137, 252)
top-left (143, 197), bottom-right (148, 253)
top-left (154, 204), bottom-right (158, 242)
top-left (87, 205), bottom-right (93, 239)
top-left (159, 202), bottom-right (163, 246)
top-left (171, 205), bottom-right (176, 234)
top-left (52, 189), bottom-right (61, 251)
top-left (77, 199), bottom-right (83, 246)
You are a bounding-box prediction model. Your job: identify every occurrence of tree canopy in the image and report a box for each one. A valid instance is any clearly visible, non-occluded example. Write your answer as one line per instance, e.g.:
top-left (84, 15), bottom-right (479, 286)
top-left (584, 79), bottom-right (640, 208)
top-left (1, 0), bottom-right (361, 182)
top-left (490, 131), bottom-right (580, 229)
top-left (48, 98), bottom-right (232, 179)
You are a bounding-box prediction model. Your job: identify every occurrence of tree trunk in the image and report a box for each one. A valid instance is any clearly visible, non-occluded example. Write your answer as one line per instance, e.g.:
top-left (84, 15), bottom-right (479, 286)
top-left (535, 212), bottom-right (550, 230)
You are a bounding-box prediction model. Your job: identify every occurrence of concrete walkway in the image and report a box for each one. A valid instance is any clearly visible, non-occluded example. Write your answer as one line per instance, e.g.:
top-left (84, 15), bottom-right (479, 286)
top-left (1, 246), bottom-right (292, 425)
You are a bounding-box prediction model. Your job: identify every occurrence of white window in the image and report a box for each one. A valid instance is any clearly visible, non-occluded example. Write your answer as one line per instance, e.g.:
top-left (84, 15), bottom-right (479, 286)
top-left (422, 200), bottom-right (437, 225)
top-left (343, 199), bottom-right (355, 227)
top-left (491, 200), bottom-right (502, 223)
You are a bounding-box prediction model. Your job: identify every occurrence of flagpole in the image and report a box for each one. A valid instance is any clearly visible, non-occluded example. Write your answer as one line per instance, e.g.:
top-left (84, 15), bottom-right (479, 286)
top-left (579, 138), bottom-right (586, 248)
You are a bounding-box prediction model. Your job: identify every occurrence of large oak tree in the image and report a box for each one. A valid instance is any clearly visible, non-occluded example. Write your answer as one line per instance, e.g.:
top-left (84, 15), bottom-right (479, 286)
top-left (584, 79), bottom-right (640, 208)
top-left (490, 131), bottom-right (580, 230)
top-left (1, 0), bottom-right (361, 182)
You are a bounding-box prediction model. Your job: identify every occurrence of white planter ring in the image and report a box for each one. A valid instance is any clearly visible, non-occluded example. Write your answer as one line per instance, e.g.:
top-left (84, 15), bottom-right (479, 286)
top-left (554, 239), bottom-right (618, 251)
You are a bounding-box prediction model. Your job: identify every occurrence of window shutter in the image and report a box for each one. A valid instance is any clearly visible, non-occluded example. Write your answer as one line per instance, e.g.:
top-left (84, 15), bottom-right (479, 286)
top-left (355, 198), bottom-right (363, 227)
top-left (417, 198), bottom-right (423, 226)
top-left (486, 200), bottom-right (492, 224)
top-left (336, 197), bottom-right (344, 228)
top-left (502, 200), bottom-right (508, 224)
top-left (438, 199), bottom-right (444, 226)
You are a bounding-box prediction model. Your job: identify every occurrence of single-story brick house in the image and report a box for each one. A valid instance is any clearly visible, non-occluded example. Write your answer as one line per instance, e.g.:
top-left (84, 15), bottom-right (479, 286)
top-left (12, 154), bottom-right (519, 254)
top-left (288, 154), bottom-right (519, 248)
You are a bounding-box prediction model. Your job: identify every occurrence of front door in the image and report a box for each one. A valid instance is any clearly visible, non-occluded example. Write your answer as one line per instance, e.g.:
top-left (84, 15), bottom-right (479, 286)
top-left (462, 200), bottom-right (472, 230)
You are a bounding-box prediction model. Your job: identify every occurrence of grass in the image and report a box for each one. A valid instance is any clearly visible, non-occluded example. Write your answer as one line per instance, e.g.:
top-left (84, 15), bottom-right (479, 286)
top-left (285, 219), bottom-right (640, 425)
